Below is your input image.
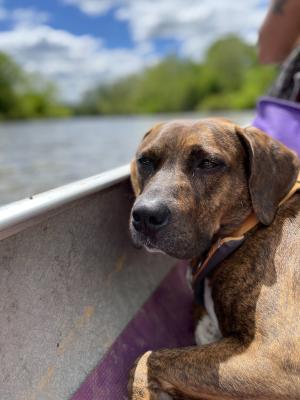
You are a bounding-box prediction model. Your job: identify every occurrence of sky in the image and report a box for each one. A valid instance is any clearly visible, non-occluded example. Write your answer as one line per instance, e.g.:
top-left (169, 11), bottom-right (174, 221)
top-left (0, 0), bottom-right (269, 102)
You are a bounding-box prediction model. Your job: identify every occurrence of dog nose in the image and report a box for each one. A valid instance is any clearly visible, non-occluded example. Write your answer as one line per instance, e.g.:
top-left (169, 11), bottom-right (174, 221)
top-left (132, 201), bottom-right (170, 233)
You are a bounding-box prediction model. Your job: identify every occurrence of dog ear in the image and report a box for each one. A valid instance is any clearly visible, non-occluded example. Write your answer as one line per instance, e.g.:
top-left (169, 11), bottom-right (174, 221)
top-left (130, 159), bottom-right (140, 196)
top-left (236, 126), bottom-right (300, 225)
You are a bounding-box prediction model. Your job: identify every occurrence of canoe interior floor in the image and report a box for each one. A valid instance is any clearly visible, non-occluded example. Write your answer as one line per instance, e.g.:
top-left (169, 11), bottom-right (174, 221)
top-left (0, 179), bottom-right (174, 400)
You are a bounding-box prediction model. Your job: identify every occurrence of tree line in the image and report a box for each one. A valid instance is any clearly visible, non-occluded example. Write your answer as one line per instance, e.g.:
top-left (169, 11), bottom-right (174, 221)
top-left (77, 35), bottom-right (277, 115)
top-left (0, 52), bottom-right (70, 120)
top-left (0, 35), bottom-right (277, 119)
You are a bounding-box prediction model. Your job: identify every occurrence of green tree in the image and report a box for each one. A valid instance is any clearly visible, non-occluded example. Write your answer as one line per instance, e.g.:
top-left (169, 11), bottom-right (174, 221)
top-left (78, 35), bottom-right (278, 115)
top-left (199, 37), bottom-right (277, 110)
top-left (131, 57), bottom-right (200, 113)
top-left (204, 35), bottom-right (256, 92)
top-left (0, 52), bottom-right (25, 119)
top-left (79, 57), bottom-right (202, 114)
top-left (0, 52), bottom-right (71, 120)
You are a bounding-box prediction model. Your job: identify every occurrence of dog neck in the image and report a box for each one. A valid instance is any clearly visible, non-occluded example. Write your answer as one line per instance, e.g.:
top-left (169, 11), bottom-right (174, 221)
top-left (191, 172), bottom-right (300, 305)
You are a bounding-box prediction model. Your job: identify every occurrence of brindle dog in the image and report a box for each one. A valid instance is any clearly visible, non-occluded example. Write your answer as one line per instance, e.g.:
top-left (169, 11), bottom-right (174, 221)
top-left (128, 119), bottom-right (300, 400)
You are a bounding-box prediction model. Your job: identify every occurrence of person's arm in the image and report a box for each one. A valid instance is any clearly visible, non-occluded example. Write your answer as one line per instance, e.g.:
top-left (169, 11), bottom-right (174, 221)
top-left (258, 0), bottom-right (300, 64)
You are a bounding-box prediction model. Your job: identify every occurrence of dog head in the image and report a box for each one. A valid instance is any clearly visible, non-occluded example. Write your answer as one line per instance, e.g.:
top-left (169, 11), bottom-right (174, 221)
top-left (130, 119), bottom-right (299, 260)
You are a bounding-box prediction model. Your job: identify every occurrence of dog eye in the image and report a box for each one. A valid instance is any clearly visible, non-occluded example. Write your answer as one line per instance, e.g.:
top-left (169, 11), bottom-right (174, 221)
top-left (137, 156), bottom-right (155, 172)
top-left (196, 159), bottom-right (219, 170)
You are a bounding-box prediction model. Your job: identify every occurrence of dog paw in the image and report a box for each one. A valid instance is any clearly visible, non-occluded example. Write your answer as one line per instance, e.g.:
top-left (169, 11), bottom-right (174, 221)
top-left (195, 314), bottom-right (222, 345)
top-left (128, 351), bottom-right (153, 399)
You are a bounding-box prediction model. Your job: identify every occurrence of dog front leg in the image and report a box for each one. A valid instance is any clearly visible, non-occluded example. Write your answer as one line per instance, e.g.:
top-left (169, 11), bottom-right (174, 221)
top-left (129, 338), bottom-right (282, 400)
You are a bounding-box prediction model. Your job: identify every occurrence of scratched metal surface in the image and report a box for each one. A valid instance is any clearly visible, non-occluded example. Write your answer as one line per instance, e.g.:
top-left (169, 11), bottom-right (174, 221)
top-left (0, 179), bottom-right (173, 400)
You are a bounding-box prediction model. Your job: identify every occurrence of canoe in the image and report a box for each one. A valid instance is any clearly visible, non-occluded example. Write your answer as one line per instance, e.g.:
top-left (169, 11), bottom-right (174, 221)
top-left (0, 164), bottom-right (194, 400)
top-left (1, 100), bottom-right (299, 400)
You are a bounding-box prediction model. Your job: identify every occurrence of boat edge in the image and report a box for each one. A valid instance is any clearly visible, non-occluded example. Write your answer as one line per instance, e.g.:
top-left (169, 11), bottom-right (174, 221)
top-left (0, 164), bottom-right (130, 232)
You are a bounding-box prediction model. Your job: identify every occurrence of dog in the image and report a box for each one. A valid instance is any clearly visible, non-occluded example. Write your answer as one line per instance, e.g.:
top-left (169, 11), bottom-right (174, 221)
top-left (128, 118), bottom-right (300, 400)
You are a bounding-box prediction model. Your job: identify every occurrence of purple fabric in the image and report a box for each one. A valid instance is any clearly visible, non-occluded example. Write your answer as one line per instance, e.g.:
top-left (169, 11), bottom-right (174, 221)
top-left (253, 96), bottom-right (300, 155)
top-left (71, 261), bottom-right (194, 400)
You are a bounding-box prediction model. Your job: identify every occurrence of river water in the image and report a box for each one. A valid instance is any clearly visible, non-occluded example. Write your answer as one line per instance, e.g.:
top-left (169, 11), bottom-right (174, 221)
top-left (0, 111), bottom-right (254, 206)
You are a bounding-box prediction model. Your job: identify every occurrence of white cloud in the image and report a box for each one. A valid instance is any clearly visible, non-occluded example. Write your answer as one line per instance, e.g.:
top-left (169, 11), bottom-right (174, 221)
top-left (10, 8), bottom-right (50, 27)
top-left (0, 24), bottom-right (158, 102)
top-left (0, 0), bottom-right (269, 101)
top-left (0, 2), bottom-right (50, 26)
top-left (115, 0), bottom-right (267, 59)
top-left (62, 0), bottom-right (120, 16)
top-left (62, 0), bottom-right (268, 58)
top-left (0, 1), bottom-right (159, 102)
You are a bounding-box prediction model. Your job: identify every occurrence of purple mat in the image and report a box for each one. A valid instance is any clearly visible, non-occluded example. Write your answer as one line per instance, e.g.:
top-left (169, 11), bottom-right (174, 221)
top-left (253, 96), bottom-right (300, 155)
top-left (71, 261), bottom-right (194, 400)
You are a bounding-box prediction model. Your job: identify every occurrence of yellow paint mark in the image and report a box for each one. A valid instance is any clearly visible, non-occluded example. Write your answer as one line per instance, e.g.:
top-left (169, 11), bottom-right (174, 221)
top-left (57, 330), bottom-right (75, 355)
top-left (74, 305), bottom-right (94, 330)
top-left (27, 367), bottom-right (54, 400)
top-left (37, 367), bottom-right (54, 390)
top-left (24, 305), bottom-right (95, 400)
top-left (106, 252), bottom-right (126, 285)
top-left (58, 305), bottom-right (95, 355)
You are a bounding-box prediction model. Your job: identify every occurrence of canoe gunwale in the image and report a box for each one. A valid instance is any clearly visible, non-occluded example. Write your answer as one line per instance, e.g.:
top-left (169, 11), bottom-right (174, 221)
top-left (0, 164), bottom-right (130, 234)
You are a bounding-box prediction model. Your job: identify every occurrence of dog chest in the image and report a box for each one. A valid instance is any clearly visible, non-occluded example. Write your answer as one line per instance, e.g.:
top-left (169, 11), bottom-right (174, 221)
top-left (195, 278), bottom-right (222, 345)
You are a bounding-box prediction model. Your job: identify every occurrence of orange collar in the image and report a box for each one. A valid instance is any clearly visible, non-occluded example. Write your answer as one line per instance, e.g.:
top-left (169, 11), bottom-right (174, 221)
top-left (191, 173), bottom-right (300, 304)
